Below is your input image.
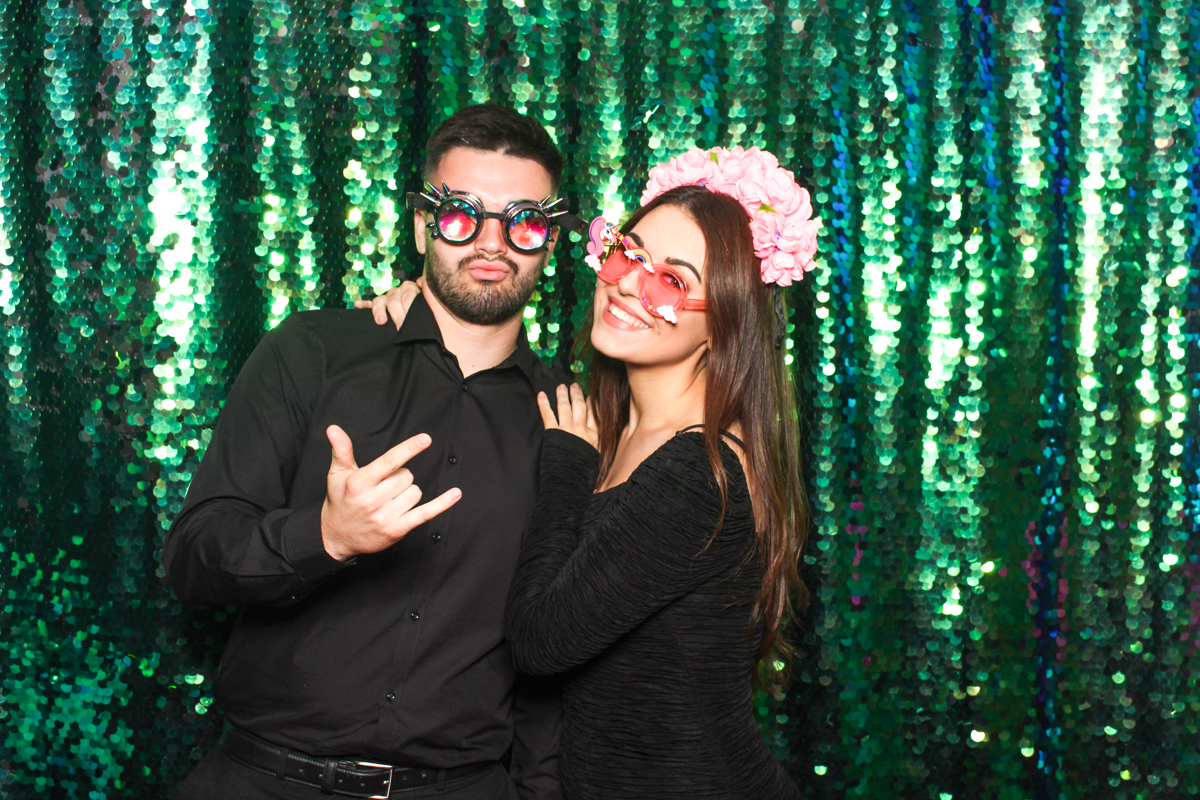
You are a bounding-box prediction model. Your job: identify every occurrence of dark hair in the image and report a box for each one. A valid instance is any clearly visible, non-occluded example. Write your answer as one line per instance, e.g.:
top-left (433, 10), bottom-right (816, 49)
top-left (578, 185), bottom-right (810, 667)
top-left (424, 104), bottom-right (565, 191)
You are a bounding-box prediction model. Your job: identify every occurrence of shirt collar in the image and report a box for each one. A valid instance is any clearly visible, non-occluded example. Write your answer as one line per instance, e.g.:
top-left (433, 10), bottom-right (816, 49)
top-left (393, 291), bottom-right (541, 384)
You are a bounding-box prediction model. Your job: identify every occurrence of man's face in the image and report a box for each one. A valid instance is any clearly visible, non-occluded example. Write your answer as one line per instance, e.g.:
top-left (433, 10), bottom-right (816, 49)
top-left (415, 147), bottom-right (556, 326)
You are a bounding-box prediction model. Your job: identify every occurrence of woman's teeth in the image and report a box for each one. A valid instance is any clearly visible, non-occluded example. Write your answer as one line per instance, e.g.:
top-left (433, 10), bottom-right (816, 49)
top-left (609, 302), bottom-right (649, 329)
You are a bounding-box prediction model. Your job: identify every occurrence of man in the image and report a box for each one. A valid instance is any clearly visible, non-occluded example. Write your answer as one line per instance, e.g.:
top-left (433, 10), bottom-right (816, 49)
top-left (165, 104), bottom-right (576, 799)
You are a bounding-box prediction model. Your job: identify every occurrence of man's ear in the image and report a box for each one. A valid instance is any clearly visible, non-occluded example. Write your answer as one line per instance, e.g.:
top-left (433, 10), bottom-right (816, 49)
top-left (413, 210), bottom-right (428, 255)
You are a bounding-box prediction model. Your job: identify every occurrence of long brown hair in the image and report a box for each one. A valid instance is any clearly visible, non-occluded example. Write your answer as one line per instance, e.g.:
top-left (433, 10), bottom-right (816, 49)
top-left (576, 184), bottom-right (809, 664)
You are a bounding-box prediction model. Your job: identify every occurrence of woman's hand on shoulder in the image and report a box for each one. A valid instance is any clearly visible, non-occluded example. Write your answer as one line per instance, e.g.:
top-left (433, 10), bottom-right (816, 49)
top-left (353, 277), bottom-right (424, 330)
top-left (538, 383), bottom-right (598, 450)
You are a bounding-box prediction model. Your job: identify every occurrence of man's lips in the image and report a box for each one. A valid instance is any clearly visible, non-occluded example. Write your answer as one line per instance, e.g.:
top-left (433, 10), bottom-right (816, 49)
top-left (466, 261), bottom-right (511, 282)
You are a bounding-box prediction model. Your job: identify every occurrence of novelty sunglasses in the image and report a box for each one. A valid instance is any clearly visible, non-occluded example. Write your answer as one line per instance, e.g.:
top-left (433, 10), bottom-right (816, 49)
top-left (585, 217), bottom-right (706, 324)
top-left (406, 183), bottom-right (583, 254)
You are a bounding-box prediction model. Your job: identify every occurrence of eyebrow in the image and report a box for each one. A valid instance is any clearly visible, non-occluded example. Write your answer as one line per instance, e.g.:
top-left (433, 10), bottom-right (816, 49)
top-left (626, 231), bottom-right (702, 283)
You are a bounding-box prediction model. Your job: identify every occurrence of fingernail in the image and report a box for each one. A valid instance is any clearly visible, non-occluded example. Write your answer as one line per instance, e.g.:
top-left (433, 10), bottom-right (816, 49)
top-left (418, 434), bottom-right (431, 447)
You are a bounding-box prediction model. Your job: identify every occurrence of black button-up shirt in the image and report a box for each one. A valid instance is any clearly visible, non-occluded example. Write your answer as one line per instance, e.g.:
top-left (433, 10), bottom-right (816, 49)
top-left (163, 295), bottom-right (566, 797)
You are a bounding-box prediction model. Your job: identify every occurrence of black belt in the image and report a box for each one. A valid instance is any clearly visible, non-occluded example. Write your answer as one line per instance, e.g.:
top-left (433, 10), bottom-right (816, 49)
top-left (222, 727), bottom-right (495, 798)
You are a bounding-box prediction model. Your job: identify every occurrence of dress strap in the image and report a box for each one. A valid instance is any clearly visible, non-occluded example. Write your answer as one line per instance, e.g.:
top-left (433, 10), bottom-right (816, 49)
top-left (675, 424), bottom-right (745, 450)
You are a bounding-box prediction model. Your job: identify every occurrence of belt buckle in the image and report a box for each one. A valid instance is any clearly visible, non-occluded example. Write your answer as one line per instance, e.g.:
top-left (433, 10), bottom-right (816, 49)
top-left (354, 761), bottom-right (393, 800)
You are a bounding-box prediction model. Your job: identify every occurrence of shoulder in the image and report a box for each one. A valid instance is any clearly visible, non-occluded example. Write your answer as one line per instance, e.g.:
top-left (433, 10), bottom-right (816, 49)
top-left (526, 359), bottom-right (571, 397)
top-left (632, 432), bottom-right (749, 505)
top-left (657, 431), bottom-right (746, 476)
top-left (263, 308), bottom-right (395, 363)
top-left (617, 433), bottom-right (755, 556)
top-left (279, 308), bottom-right (389, 342)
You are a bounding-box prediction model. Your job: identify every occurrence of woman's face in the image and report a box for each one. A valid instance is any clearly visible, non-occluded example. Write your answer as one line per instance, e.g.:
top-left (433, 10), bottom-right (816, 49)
top-left (590, 204), bottom-right (710, 368)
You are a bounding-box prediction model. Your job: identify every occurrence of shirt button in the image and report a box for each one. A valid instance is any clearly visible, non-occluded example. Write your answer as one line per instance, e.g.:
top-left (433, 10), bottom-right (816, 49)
top-left (410, 610), bottom-right (420, 621)
top-left (385, 692), bottom-right (395, 702)
top-left (448, 455), bottom-right (457, 465)
top-left (461, 381), bottom-right (469, 391)
top-left (431, 532), bottom-right (442, 541)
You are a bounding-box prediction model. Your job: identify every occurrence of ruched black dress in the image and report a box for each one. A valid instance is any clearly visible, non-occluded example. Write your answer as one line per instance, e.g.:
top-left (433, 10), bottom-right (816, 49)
top-left (506, 429), bottom-right (801, 799)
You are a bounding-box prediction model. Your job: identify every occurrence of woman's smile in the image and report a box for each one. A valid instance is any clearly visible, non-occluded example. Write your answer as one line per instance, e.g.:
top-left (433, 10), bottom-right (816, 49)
top-left (603, 297), bottom-right (652, 330)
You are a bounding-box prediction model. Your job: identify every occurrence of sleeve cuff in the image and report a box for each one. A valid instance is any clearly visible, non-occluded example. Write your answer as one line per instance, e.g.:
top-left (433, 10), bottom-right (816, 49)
top-left (282, 503), bottom-right (353, 583)
top-left (541, 429), bottom-right (600, 485)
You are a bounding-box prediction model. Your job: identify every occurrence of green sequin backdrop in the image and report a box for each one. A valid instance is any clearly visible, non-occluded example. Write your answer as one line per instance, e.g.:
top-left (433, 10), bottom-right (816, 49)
top-left (1, 0), bottom-right (1197, 797)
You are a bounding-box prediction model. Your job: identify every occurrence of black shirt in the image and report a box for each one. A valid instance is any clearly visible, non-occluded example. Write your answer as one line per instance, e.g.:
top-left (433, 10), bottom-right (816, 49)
top-left (507, 431), bottom-right (802, 799)
top-left (164, 295), bottom-right (566, 797)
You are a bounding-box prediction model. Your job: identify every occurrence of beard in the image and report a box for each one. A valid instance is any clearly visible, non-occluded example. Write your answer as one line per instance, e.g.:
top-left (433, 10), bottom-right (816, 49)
top-left (423, 246), bottom-right (546, 326)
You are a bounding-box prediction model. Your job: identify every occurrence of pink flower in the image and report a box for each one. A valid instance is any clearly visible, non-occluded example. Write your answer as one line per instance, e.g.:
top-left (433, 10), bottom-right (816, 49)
top-left (776, 217), bottom-right (821, 262)
top-left (712, 148), bottom-right (775, 212)
top-left (749, 210), bottom-right (784, 259)
top-left (764, 176), bottom-right (811, 218)
top-left (641, 148), bottom-right (720, 205)
top-left (728, 179), bottom-right (768, 215)
top-left (760, 250), bottom-right (803, 287)
top-left (709, 147), bottom-right (746, 185)
top-left (717, 147), bottom-right (777, 185)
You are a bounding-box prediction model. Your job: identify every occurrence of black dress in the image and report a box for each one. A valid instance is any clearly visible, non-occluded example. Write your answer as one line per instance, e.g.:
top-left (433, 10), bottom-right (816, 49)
top-left (507, 429), bottom-right (802, 799)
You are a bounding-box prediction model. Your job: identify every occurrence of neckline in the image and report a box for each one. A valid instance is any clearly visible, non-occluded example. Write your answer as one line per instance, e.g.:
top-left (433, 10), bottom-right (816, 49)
top-left (392, 293), bottom-right (541, 384)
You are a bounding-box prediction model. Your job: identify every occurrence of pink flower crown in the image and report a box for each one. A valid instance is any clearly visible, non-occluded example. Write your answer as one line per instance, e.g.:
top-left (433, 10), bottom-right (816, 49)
top-left (640, 146), bottom-right (820, 286)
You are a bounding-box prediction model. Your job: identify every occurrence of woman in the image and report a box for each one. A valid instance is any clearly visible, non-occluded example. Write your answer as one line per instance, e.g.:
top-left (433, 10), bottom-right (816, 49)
top-left (369, 147), bottom-right (818, 797)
